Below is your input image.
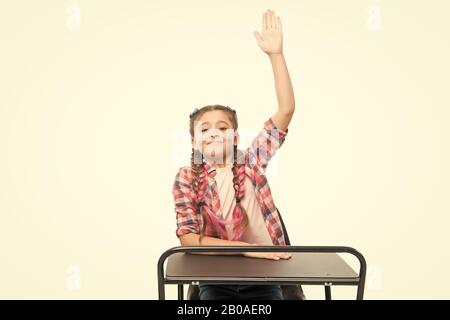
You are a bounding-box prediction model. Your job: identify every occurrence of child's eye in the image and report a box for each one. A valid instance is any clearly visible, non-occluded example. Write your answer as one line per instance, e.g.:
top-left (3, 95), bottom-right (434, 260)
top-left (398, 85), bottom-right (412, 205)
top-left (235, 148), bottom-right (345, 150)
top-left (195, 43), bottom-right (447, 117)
top-left (219, 127), bottom-right (227, 131)
top-left (201, 128), bottom-right (208, 132)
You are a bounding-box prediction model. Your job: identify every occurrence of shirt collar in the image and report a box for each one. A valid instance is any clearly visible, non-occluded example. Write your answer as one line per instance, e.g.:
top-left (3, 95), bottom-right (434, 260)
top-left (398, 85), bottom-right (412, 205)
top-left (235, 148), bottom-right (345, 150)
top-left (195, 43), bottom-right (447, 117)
top-left (204, 162), bottom-right (237, 178)
top-left (203, 161), bottom-right (217, 177)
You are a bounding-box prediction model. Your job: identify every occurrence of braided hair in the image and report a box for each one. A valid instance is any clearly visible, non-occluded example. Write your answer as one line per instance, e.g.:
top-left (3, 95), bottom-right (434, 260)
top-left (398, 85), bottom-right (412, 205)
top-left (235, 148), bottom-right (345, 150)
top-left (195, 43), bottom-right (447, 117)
top-left (189, 105), bottom-right (249, 244)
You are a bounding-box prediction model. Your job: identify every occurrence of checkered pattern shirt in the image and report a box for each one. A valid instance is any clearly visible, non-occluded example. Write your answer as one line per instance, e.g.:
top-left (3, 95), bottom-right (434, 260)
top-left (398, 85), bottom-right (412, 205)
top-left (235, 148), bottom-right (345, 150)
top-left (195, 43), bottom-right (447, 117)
top-left (172, 117), bottom-right (289, 245)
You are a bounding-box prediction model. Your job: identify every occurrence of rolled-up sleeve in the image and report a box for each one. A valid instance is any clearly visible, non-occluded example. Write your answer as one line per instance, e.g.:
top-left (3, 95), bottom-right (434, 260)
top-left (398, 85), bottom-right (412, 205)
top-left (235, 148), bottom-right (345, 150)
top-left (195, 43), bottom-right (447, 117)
top-left (246, 117), bottom-right (289, 173)
top-left (172, 167), bottom-right (200, 237)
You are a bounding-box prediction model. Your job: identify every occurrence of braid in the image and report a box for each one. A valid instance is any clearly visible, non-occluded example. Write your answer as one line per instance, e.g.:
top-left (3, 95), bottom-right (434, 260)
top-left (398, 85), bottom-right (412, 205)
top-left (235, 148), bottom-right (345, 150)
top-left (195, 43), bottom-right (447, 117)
top-left (191, 148), bottom-right (205, 205)
top-left (230, 144), bottom-right (248, 241)
top-left (191, 148), bottom-right (228, 244)
top-left (191, 148), bottom-right (207, 244)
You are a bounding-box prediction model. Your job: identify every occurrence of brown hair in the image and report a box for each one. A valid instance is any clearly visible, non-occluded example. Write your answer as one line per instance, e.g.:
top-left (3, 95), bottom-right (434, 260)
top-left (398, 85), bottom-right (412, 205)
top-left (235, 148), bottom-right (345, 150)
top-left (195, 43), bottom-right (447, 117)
top-left (189, 104), bottom-right (249, 244)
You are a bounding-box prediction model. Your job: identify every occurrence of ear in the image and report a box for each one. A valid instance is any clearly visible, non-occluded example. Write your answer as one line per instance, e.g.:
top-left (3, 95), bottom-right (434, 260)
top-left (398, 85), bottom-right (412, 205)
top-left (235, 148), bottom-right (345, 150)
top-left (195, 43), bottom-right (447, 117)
top-left (192, 136), bottom-right (203, 152)
top-left (234, 131), bottom-right (240, 146)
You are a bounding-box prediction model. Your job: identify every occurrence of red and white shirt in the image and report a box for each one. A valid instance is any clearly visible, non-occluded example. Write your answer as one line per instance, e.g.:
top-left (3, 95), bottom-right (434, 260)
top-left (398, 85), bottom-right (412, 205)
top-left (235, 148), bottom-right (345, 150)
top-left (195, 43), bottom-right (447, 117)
top-left (172, 117), bottom-right (289, 246)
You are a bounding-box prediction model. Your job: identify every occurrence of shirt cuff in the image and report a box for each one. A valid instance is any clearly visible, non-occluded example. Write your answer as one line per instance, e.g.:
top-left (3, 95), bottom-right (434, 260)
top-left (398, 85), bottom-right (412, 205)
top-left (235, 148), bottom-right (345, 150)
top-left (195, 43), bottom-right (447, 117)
top-left (264, 117), bottom-right (289, 137)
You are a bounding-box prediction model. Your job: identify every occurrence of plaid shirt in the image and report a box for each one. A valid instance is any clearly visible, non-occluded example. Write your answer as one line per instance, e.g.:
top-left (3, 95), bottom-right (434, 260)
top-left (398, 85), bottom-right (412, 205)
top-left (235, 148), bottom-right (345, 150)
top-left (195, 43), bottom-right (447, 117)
top-left (172, 117), bottom-right (289, 246)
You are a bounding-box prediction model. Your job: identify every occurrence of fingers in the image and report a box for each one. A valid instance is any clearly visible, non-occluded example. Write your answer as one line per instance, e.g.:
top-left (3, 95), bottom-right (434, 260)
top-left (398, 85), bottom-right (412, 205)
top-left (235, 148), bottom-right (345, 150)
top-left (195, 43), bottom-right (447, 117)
top-left (263, 9), bottom-right (281, 31)
top-left (277, 16), bottom-right (282, 32)
top-left (269, 252), bottom-right (292, 260)
top-left (270, 10), bottom-right (274, 28)
top-left (279, 252), bottom-right (292, 259)
top-left (262, 11), bottom-right (267, 31)
top-left (253, 30), bottom-right (262, 43)
top-left (265, 9), bottom-right (272, 29)
top-left (245, 252), bottom-right (292, 260)
top-left (263, 10), bottom-right (273, 31)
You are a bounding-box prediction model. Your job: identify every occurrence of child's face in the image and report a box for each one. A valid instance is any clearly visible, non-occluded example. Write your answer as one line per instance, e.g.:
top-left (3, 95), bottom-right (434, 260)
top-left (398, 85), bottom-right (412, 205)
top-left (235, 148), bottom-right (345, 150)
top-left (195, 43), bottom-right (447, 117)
top-left (192, 110), bottom-right (239, 164)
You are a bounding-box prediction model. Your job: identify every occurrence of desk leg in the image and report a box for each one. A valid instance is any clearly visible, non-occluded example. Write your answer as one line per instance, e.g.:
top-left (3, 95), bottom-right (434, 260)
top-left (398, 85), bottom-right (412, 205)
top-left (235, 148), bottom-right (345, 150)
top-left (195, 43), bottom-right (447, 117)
top-left (158, 280), bottom-right (165, 300)
top-left (178, 284), bottom-right (184, 300)
top-left (324, 284), bottom-right (332, 300)
top-left (357, 282), bottom-right (365, 300)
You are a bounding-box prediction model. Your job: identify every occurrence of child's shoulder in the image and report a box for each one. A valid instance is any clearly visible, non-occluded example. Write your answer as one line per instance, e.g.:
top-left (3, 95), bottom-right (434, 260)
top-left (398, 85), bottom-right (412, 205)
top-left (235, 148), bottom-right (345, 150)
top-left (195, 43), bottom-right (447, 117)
top-left (176, 165), bottom-right (191, 174)
top-left (172, 167), bottom-right (192, 191)
top-left (174, 165), bottom-right (193, 181)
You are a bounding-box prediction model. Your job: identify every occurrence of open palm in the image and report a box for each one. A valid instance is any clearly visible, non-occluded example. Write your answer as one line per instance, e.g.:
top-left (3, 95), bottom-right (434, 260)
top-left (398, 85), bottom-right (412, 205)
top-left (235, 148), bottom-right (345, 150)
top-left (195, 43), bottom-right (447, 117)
top-left (253, 9), bottom-right (283, 55)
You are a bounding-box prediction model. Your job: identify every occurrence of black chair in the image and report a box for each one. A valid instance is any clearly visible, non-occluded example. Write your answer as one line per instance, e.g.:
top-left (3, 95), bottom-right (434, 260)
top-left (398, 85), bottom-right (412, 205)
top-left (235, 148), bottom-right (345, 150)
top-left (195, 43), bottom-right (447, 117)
top-left (186, 207), bottom-right (306, 300)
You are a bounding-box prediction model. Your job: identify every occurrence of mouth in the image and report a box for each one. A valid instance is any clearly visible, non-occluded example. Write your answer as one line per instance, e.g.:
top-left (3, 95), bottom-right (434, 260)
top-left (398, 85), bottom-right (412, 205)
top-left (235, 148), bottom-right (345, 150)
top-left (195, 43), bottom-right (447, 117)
top-left (207, 140), bottom-right (223, 145)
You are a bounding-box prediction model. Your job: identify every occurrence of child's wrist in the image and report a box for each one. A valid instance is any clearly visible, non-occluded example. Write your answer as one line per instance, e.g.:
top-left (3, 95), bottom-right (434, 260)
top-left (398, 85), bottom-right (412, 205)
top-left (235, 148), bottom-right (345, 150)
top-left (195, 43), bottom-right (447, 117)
top-left (268, 52), bottom-right (284, 58)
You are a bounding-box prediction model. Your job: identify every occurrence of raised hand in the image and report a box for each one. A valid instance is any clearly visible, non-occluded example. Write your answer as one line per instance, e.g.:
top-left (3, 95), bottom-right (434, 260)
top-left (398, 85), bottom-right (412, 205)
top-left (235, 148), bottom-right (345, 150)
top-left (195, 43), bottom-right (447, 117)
top-left (253, 9), bottom-right (283, 56)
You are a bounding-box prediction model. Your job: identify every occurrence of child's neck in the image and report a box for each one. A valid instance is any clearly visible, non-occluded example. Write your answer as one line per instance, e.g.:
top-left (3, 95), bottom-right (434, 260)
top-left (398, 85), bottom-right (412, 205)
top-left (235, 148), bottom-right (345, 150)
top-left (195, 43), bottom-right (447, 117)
top-left (212, 163), bottom-right (232, 169)
top-left (209, 157), bottom-right (234, 168)
top-left (207, 156), bottom-right (234, 169)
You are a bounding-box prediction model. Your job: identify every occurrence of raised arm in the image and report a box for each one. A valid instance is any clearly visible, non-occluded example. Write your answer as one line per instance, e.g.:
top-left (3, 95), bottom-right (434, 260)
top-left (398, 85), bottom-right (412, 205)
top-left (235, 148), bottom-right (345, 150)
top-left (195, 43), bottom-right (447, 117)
top-left (253, 9), bottom-right (295, 131)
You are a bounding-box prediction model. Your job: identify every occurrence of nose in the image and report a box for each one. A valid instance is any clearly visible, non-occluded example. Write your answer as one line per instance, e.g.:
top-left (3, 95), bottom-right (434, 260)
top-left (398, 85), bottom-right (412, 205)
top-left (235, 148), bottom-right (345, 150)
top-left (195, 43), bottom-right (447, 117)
top-left (210, 129), bottom-right (220, 138)
top-left (205, 131), bottom-right (222, 145)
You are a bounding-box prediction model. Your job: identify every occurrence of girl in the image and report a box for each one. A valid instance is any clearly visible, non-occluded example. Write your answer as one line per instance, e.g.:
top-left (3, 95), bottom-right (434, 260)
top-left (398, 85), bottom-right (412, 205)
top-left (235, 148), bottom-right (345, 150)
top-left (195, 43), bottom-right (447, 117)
top-left (172, 9), bottom-right (295, 300)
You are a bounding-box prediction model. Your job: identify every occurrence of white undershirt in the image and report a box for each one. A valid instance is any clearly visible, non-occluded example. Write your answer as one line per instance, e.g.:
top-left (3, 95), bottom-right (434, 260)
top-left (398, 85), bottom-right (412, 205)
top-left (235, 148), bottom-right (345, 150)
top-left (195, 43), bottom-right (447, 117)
top-left (213, 164), bottom-right (273, 245)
